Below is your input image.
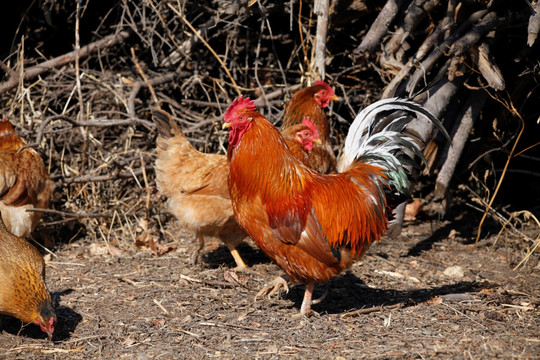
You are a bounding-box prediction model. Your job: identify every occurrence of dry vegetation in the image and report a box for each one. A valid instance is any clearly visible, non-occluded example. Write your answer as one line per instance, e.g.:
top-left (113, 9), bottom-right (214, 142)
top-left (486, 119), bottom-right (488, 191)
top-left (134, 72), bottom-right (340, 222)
top-left (0, 0), bottom-right (539, 358)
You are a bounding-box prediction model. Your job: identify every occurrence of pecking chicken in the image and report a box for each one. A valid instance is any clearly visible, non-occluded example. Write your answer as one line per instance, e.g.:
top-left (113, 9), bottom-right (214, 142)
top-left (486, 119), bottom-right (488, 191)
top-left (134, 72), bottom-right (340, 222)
top-left (0, 118), bottom-right (54, 237)
top-left (224, 96), bottom-right (446, 316)
top-left (152, 109), bottom-right (320, 269)
top-left (281, 80), bottom-right (339, 173)
top-left (0, 216), bottom-right (56, 340)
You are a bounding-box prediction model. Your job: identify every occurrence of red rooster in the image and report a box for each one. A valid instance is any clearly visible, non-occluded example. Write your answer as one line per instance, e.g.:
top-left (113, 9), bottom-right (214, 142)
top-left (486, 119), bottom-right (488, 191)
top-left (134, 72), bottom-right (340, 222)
top-left (281, 81), bottom-right (338, 173)
top-left (224, 96), bottom-right (445, 316)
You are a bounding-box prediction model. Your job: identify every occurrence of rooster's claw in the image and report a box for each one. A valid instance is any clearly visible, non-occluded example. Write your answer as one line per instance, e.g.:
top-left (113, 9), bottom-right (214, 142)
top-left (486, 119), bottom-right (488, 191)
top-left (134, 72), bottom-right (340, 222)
top-left (255, 276), bottom-right (290, 301)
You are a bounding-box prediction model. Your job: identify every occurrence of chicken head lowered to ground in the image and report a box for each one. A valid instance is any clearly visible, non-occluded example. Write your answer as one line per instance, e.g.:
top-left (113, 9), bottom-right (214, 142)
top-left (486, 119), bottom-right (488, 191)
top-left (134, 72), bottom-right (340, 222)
top-left (0, 217), bottom-right (56, 340)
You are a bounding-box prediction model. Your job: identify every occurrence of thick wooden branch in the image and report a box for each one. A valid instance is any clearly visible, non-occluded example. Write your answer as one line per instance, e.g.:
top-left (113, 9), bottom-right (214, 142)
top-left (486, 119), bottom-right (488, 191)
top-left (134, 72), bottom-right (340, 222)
top-left (473, 42), bottom-right (505, 91)
top-left (385, 0), bottom-right (440, 58)
top-left (527, 1), bottom-right (540, 46)
top-left (0, 30), bottom-right (132, 95)
top-left (405, 9), bottom-right (488, 95)
top-left (410, 77), bottom-right (462, 142)
top-left (314, 0), bottom-right (330, 79)
top-left (434, 90), bottom-right (487, 198)
top-left (448, 12), bottom-right (499, 57)
top-left (381, 1), bottom-right (455, 99)
top-left (354, 0), bottom-right (405, 57)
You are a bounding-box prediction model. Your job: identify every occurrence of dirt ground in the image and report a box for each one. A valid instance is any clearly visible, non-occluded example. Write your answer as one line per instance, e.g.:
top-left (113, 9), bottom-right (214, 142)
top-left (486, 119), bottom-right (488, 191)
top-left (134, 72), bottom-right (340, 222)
top-left (1, 212), bottom-right (538, 360)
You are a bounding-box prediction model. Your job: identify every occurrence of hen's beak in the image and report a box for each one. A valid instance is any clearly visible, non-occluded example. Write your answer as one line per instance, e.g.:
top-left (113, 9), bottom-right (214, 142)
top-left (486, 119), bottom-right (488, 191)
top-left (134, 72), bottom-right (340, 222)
top-left (313, 138), bottom-right (322, 145)
top-left (222, 123), bottom-right (232, 129)
top-left (330, 95), bottom-right (340, 101)
top-left (46, 328), bottom-right (54, 341)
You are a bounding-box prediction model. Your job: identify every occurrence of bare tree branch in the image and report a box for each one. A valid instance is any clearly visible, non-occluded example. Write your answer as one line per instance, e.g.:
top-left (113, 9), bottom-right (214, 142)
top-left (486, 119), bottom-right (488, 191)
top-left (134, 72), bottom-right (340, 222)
top-left (0, 30), bottom-right (132, 95)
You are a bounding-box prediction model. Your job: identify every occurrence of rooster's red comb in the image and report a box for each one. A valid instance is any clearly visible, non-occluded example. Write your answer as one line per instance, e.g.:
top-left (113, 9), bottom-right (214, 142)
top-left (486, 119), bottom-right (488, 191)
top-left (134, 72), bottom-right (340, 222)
top-left (301, 117), bottom-right (319, 138)
top-left (313, 80), bottom-right (332, 92)
top-left (225, 96), bottom-right (257, 119)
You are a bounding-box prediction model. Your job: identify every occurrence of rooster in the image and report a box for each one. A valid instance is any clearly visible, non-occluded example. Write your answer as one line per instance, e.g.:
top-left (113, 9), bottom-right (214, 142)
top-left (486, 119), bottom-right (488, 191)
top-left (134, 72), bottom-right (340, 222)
top-left (281, 80), bottom-right (338, 173)
top-left (153, 109), bottom-right (320, 269)
top-left (0, 217), bottom-right (56, 340)
top-left (224, 96), bottom-right (446, 316)
top-left (0, 118), bottom-right (54, 237)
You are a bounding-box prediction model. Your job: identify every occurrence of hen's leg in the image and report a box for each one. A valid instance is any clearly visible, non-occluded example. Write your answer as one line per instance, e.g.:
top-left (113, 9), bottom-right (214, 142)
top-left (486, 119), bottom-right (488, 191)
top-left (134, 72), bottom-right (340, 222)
top-left (190, 232), bottom-right (204, 265)
top-left (229, 248), bottom-right (247, 270)
top-left (255, 275), bottom-right (290, 300)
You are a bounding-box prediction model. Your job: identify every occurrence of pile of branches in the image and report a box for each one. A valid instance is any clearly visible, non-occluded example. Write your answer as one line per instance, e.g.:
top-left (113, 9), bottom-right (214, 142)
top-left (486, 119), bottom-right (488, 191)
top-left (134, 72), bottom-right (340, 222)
top-left (353, 0), bottom-right (539, 255)
top-left (0, 0), bottom-right (538, 263)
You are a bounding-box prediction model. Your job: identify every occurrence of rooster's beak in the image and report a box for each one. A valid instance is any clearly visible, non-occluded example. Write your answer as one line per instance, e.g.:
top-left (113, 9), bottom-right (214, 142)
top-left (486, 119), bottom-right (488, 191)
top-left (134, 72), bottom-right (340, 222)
top-left (222, 123), bottom-right (232, 129)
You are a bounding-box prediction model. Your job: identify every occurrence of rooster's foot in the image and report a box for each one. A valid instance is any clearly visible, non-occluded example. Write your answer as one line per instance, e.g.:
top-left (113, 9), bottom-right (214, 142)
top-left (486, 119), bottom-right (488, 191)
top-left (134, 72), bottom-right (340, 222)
top-left (255, 275), bottom-right (290, 301)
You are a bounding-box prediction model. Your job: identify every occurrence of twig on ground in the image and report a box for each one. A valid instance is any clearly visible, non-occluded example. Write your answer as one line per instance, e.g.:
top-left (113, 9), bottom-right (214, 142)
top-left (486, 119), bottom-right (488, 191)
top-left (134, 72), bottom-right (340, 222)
top-left (341, 303), bottom-right (403, 318)
top-left (26, 208), bottom-right (113, 218)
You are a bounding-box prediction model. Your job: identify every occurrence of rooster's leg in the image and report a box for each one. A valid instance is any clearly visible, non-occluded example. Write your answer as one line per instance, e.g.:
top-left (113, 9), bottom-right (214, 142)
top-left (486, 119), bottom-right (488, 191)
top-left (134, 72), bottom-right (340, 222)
top-left (310, 285), bottom-right (328, 306)
top-left (229, 248), bottom-right (247, 270)
top-left (255, 275), bottom-right (290, 301)
top-left (296, 283), bottom-right (315, 317)
top-left (190, 232), bottom-right (204, 265)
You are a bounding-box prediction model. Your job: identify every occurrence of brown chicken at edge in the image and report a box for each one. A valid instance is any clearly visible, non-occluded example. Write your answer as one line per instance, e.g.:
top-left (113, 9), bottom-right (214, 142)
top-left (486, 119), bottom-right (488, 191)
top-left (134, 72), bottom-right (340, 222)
top-left (0, 217), bottom-right (56, 340)
top-left (152, 109), bottom-right (320, 269)
top-left (281, 80), bottom-right (339, 173)
top-left (0, 118), bottom-right (54, 237)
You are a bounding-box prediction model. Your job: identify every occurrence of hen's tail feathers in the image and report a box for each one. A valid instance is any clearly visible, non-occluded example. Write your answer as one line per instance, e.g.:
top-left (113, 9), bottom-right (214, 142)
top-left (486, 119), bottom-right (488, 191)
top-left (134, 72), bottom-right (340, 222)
top-left (338, 98), bottom-right (448, 200)
top-left (152, 109), bottom-right (176, 139)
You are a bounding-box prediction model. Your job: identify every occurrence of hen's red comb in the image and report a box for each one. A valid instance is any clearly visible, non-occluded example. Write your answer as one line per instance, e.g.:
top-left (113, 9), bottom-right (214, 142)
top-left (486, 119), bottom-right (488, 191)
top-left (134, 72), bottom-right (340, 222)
top-left (301, 117), bottom-right (319, 138)
top-left (0, 118), bottom-right (15, 137)
top-left (225, 96), bottom-right (256, 120)
top-left (313, 80), bottom-right (332, 92)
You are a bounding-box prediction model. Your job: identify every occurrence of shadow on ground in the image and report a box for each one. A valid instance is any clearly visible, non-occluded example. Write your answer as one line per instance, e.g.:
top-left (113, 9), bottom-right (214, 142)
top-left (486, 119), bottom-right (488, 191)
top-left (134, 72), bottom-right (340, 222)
top-left (281, 271), bottom-right (495, 315)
